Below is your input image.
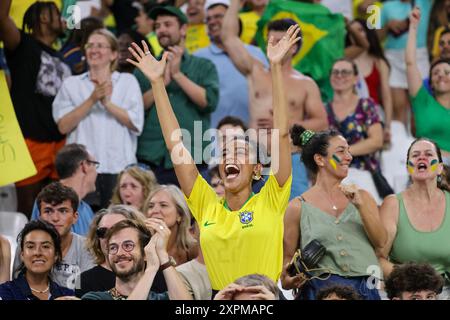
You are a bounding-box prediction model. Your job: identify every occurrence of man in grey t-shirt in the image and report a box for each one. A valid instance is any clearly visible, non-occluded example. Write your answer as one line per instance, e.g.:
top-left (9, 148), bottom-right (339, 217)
top-left (14, 182), bottom-right (94, 289)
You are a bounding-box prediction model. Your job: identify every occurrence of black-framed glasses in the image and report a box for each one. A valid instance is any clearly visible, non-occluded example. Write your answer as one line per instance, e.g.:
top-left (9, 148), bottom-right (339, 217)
top-left (86, 160), bottom-right (100, 169)
top-left (108, 240), bottom-right (136, 255)
top-left (96, 227), bottom-right (108, 239)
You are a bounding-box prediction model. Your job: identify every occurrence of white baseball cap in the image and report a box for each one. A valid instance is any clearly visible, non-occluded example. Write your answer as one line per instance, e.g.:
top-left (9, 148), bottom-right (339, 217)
top-left (205, 0), bottom-right (230, 10)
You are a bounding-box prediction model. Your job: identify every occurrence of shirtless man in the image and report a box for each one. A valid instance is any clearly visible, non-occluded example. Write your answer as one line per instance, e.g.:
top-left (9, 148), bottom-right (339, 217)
top-left (221, 0), bottom-right (328, 198)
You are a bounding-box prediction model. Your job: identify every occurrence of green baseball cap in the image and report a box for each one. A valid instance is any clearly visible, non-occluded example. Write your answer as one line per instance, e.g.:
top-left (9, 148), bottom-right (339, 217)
top-left (148, 5), bottom-right (188, 25)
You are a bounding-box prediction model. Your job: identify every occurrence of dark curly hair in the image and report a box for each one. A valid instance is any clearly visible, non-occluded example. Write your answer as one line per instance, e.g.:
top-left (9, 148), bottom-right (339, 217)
top-left (290, 124), bottom-right (341, 174)
top-left (384, 263), bottom-right (444, 300)
top-left (317, 285), bottom-right (362, 300)
top-left (16, 220), bottom-right (62, 275)
top-left (36, 181), bottom-right (79, 214)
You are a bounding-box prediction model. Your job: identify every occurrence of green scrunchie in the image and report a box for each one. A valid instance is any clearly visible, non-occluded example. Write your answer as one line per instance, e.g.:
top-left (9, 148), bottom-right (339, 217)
top-left (300, 130), bottom-right (315, 146)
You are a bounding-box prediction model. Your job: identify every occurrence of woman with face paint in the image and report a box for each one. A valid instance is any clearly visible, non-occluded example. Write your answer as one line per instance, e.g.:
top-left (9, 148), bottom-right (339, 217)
top-left (406, 7), bottom-right (450, 165)
top-left (377, 138), bottom-right (450, 299)
top-left (281, 125), bottom-right (387, 300)
top-left (127, 26), bottom-right (296, 293)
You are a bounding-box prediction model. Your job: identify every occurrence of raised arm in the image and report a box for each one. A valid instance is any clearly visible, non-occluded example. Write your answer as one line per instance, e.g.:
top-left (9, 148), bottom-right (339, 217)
top-left (268, 25), bottom-right (299, 185)
top-left (406, 7), bottom-right (423, 97)
top-left (0, 0), bottom-right (21, 51)
top-left (127, 42), bottom-right (198, 196)
top-left (344, 19), bottom-right (370, 59)
top-left (378, 59), bottom-right (393, 139)
top-left (376, 195), bottom-right (399, 278)
top-left (221, 0), bottom-right (257, 76)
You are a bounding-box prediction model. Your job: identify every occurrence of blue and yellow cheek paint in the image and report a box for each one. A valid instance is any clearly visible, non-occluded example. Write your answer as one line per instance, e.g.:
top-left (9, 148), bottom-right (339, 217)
top-left (430, 159), bottom-right (439, 172)
top-left (407, 161), bottom-right (415, 174)
top-left (329, 154), bottom-right (341, 171)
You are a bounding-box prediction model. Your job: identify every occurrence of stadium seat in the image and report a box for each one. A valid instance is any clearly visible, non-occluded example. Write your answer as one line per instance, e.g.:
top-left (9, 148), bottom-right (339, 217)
top-left (0, 211), bottom-right (28, 240)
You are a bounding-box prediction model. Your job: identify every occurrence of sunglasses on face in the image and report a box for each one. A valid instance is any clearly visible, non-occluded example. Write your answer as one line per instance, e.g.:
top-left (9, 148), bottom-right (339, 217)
top-left (96, 227), bottom-right (108, 239)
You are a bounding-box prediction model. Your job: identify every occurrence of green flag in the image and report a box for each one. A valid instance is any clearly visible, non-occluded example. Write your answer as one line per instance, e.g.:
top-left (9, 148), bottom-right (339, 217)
top-left (255, 0), bottom-right (345, 101)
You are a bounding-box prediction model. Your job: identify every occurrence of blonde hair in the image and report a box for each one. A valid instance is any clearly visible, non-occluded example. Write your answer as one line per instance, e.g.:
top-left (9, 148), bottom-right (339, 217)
top-left (143, 185), bottom-right (197, 254)
top-left (85, 204), bottom-right (146, 265)
top-left (110, 166), bottom-right (158, 212)
top-left (88, 28), bottom-right (119, 71)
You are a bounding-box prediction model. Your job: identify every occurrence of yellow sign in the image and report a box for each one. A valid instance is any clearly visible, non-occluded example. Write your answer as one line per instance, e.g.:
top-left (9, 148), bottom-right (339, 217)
top-left (0, 71), bottom-right (36, 187)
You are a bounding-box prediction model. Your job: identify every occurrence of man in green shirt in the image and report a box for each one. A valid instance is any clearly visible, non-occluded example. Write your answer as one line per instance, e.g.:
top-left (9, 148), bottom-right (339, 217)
top-left (134, 6), bottom-right (219, 185)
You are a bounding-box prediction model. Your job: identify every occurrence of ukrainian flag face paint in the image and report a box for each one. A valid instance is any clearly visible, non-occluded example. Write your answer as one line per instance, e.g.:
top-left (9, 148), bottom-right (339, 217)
top-left (430, 159), bottom-right (439, 172)
top-left (407, 161), bottom-right (415, 175)
top-left (329, 154), bottom-right (341, 171)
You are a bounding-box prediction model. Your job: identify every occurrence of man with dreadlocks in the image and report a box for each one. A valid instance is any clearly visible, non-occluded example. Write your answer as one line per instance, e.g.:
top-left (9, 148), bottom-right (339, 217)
top-left (0, 0), bottom-right (71, 218)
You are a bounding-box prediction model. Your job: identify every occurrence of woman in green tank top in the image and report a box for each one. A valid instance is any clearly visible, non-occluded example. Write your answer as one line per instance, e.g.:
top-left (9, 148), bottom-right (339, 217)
top-left (378, 138), bottom-right (450, 298)
top-left (281, 125), bottom-right (387, 300)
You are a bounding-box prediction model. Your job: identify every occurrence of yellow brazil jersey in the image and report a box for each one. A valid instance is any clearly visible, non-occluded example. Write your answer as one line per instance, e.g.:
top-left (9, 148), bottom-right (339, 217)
top-left (185, 23), bottom-right (210, 54)
top-left (185, 173), bottom-right (292, 290)
top-left (239, 11), bottom-right (260, 44)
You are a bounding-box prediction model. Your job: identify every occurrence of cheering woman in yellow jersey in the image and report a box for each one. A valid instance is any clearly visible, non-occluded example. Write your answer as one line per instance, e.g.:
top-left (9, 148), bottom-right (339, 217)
top-left (127, 25), bottom-right (299, 292)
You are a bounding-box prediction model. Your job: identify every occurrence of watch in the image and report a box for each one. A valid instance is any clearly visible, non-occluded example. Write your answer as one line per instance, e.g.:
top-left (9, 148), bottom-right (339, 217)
top-left (160, 256), bottom-right (177, 271)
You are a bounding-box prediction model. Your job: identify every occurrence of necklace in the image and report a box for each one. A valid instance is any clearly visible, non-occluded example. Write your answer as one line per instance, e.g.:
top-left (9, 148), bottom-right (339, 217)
top-left (318, 186), bottom-right (338, 211)
top-left (30, 285), bottom-right (49, 294)
top-left (109, 287), bottom-right (127, 300)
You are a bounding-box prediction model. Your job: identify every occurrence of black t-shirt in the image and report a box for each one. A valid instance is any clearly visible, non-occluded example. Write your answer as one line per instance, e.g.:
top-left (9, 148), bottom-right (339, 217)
top-left (109, 0), bottom-right (139, 35)
top-left (5, 32), bottom-right (70, 142)
top-left (76, 265), bottom-right (168, 298)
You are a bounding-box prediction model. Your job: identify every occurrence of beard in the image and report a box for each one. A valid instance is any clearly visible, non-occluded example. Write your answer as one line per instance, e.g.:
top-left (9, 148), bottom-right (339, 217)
top-left (111, 256), bottom-right (145, 282)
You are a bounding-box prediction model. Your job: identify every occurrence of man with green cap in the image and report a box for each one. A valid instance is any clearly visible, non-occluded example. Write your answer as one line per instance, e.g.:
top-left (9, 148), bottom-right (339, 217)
top-left (134, 5), bottom-right (219, 186)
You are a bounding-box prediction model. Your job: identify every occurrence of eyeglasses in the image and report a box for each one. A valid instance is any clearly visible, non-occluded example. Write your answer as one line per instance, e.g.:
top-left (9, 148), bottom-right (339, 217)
top-left (108, 240), bottom-right (136, 255)
top-left (331, 69), bottom-right (354, 77)
top-left (86, 160), bottom-right (100, 169)
top-left (96, 227), bottom-right (108, 239)
top-left (84, 43), bottom-right (111, 50)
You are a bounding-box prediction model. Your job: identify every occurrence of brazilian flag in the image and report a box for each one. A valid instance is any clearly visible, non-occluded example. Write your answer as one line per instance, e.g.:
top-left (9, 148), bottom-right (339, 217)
top-left (255, 0), bottom-right (345, 101)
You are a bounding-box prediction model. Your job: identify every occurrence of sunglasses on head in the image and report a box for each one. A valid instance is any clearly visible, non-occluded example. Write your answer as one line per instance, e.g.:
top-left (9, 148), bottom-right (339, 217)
top-left (96, 227), bottom-right (108, 239)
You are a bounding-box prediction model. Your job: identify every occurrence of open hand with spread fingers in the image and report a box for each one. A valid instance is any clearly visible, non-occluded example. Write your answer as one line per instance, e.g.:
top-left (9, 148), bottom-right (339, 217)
top-left (267, 24), bottom-right (301, 64)
top-left (127, 40), bottom-right (169, 82)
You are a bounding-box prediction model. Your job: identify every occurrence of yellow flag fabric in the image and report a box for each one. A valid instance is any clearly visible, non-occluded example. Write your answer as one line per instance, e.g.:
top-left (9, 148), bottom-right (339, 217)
top-left (0, 71), bottom-right (36, 187)
top-left (10, 0), bottom-right (62, 29)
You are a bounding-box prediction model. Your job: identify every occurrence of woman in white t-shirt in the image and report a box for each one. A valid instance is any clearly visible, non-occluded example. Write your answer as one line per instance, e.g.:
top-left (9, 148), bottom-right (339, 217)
top-left (52, 29), bottom-right (144, 209)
